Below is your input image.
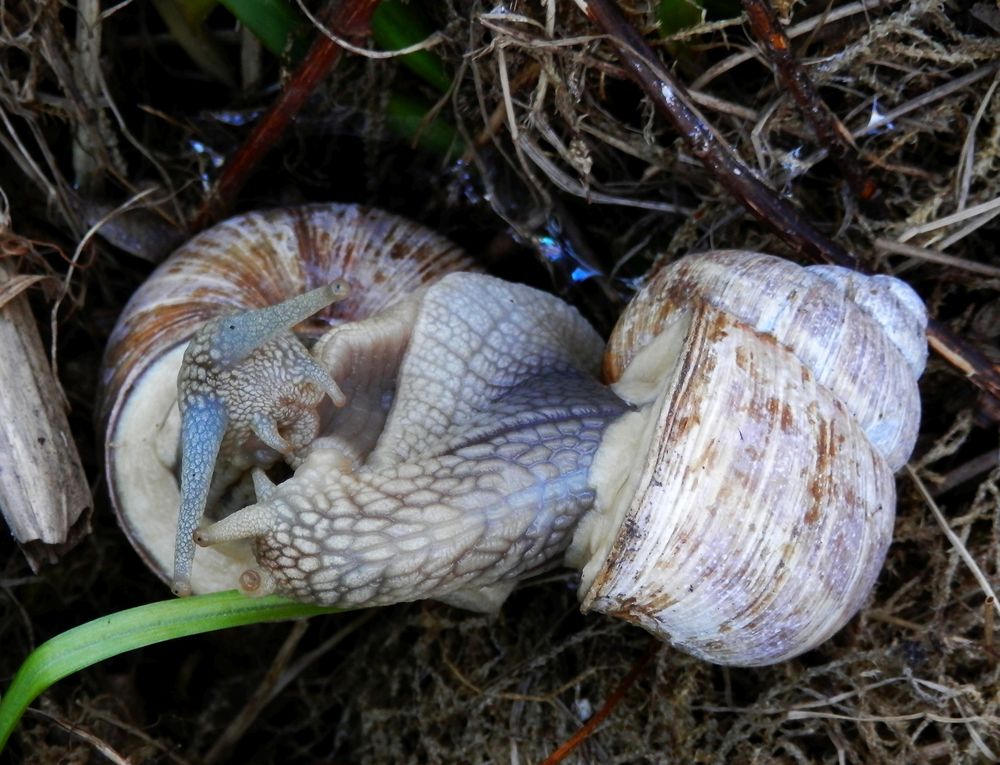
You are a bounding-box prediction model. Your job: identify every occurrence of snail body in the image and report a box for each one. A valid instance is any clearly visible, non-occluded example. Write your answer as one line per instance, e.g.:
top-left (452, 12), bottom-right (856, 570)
top-left (102, 207), bottom-right (926, 666)
top-left (198, 272), bottom-right (626, 610)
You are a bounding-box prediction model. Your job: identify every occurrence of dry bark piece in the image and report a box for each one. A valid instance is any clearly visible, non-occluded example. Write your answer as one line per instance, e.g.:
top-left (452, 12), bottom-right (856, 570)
top-left (0, 259), bottom-right (91, 570)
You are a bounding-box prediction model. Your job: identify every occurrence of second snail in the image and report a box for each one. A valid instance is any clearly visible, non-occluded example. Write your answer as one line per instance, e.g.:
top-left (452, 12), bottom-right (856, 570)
top-left (101, 202), bottom-right (926, 667)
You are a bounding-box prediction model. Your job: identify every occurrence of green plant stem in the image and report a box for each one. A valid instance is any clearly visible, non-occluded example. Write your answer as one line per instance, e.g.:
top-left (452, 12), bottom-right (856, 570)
top-left (386, 92), bottom-right (463, 156)
top-left (218, 0), bottom-right (451, 92)
top-left (0, 591), bottom-right (339, 752)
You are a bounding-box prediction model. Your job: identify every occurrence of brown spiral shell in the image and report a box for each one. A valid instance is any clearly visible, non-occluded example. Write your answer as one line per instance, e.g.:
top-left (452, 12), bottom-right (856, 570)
top-left (102, 204), bottom-right (472, 428)
top-left (603, 251), bottom-right (926, 471)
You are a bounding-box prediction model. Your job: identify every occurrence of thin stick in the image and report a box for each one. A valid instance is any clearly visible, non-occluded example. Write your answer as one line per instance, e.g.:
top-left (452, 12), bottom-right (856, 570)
top-left (23, 709), bottom-right (131, 765)
top-left (770, 63), bottom-right (999, 191)
top-left (907, 467), bottom-right (1000, 617)
top-left (931, 449), bottom-right (1000, 496)
top-left (741, 0), bottom-right (874, 201)
top-left (853, 63), bottom-right (1000, 140)
top-left (985, 597), bottom-right (996, 662)
top-left (203, 620), bottom-right (310, 764)
top-left (874, 238), bottom-right (1000, 278)
top-left (520, 138), bottom-right (692, 214)
top-left (538, 642), bottom-right (659, 765)
top-left (191, 0), bottom-right (380, 231)
top-left (924, 326), bottom-right (1000, 407)
top-left (898, 194), bottom-right (1000, 242)
top-left (576, 0), bottom-right (857, 269)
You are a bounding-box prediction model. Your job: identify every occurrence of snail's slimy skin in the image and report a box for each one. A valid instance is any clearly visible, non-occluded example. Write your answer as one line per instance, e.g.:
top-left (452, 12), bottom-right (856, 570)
top-left (189, 273), bottom-right (628, 612)
top-left (172, 282), bottom-right (350, 596)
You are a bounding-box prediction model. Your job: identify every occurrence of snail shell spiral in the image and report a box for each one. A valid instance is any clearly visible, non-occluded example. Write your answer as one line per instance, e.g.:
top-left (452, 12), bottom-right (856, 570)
top-left (569, 251), bottom-right (927, 665)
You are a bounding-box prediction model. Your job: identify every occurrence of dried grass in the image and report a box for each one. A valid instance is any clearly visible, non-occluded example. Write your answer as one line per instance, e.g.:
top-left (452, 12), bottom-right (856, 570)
top-left (1, 0), bottom-right (998, 762)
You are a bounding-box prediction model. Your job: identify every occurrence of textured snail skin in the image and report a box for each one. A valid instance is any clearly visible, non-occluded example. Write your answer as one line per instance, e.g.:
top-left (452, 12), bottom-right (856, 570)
top-left (173, 283), bottom-right (351, 596)
top-left (191, 273), bottom-right (627, 610)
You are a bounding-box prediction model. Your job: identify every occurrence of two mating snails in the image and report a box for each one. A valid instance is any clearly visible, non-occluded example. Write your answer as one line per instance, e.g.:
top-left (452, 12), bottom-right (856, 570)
top-left (100, 203), bottom-right (926, 666)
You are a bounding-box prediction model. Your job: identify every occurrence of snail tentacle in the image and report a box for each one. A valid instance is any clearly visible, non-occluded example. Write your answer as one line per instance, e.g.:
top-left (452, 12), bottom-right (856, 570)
top-left (251, 467), bottom-right (277, 502)
top-left (102, 205), bottom-right (477, 596)
top-left (174, 395), bottom-right (227, 596)
top-left (173, 281), bottom-right (351, 593)
top-left (194, 500), bottom-right (277, 546)
top-left (198, 281), bottom-right (349, 371)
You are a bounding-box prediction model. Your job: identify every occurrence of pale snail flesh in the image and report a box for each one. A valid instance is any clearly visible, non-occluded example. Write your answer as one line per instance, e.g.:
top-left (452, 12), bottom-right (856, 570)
top-left (102, 207), bottom-right (927, 666)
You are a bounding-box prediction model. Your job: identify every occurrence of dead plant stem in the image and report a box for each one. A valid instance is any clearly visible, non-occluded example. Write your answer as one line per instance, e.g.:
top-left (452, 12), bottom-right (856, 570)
top-left (741, 0), bottom-right (874, 200)
top-left (538, 641), bottom-right (659, 765)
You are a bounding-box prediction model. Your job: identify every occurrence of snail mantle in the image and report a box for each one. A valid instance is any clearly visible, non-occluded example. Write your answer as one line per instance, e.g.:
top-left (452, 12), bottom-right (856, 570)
top-left (101, 203), bottom-right (927, 667)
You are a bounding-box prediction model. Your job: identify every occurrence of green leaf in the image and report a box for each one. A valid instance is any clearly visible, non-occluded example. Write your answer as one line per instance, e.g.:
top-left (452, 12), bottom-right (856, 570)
top-left (176, 0), bottom-right (219, 26)
top-left (372, 0), bottom-right (452, 93)
top-left (0, 591), bottom-right (339, 752)
top-left (217, 0), bottom-right (310, 58)
top-left (657, 0), bottom-right (706, 36)
top-left (213, 0), bottom-right (453, 92)
top-left (386, 92), bottom-right (464, 157)
top-left (153, 0), bottom-right (236, 85)
top-left (657, 0), bottom-right (742, 35)
top-left (158, 1), bottom-right (459, 156)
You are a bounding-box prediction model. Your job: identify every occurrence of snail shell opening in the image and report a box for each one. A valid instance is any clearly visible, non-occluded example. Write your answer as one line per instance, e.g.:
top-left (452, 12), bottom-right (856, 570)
top-left (108, 341), bottom-right (258, 591)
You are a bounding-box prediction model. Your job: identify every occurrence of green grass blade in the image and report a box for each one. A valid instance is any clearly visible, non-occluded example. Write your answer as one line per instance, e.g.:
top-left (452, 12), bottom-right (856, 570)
top-left (386, 92), bottom-right (464, 157)
top-left (154, 0), bottom-right (236, 85)
top-left (0, 591), bottom-right (338, 751)
top-left (372, 0), bottom-right (452, 93)
top-left (657, 0), bottom-right (705, 36)
top-left (217, 0), bottom-right (310, 58)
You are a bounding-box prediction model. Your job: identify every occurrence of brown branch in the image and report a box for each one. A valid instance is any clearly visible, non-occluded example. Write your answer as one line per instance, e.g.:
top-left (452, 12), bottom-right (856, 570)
top-left (741, 0), bottom-right (875, 201)
top-left (539, 641), bottom-right (660, 765)
top-left (577, 0), bottom-right (1000, 411)
top-left (191, 0), bottom-right (381, 232)
top-left (580, 0), bottom-right (857, 269)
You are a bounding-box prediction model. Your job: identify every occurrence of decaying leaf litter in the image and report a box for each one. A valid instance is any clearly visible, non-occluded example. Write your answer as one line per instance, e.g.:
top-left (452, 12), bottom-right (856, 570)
top-left (0, 0), bottom-right (998, 762)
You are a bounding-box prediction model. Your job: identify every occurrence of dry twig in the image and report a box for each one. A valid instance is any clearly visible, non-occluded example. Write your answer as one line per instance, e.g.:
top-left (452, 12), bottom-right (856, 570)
top-left (741, 0), bottom-right (874, 201)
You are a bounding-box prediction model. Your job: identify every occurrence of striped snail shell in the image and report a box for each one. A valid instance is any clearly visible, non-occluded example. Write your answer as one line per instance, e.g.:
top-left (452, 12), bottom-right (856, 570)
top-left (568, 250), bottom-right (926, 665)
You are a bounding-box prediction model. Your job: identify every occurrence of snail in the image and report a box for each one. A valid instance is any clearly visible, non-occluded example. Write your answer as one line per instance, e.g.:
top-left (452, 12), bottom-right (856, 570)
top-left (101, 203), bottom-right (927, 666)
top-left (101, 204), bottom-right (475, 595)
